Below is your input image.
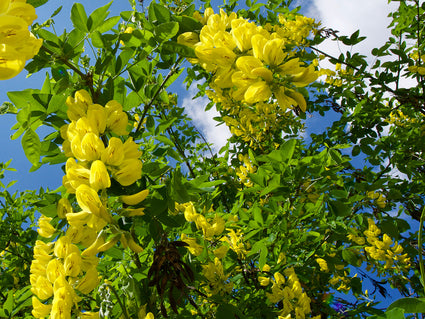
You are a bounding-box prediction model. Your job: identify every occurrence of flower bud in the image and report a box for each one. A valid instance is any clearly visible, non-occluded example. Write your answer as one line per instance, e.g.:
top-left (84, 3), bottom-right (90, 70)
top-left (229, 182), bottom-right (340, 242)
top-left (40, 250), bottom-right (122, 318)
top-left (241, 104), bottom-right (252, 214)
top-left (120, 189), bottom-right (149, 206)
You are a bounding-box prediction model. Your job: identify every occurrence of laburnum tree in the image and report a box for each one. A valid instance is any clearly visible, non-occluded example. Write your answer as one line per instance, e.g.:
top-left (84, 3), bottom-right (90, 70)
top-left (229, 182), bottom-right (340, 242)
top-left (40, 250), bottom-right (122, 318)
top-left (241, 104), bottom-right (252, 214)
top-left (1, 0), bottom-right (425, 318)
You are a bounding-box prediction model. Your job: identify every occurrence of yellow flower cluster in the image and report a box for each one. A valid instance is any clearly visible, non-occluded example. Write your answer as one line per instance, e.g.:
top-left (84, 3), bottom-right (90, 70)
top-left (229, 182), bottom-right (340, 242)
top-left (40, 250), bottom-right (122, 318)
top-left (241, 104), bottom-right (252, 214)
top-left (0, 0), bottom-right (42, 80)
top-left (31, 237), bottom-right (100, 318)
top-left (386, 109), bottom-right (421, 128)
top-left (261, 268), bottom-right (319, 319)
top-left (202, 257), bottom-right (233, 296)
top-left (183, 202), bottom-right (225, 240)
top-left (408, 50), bottom-right (425, 75)
top-left (31, 90), bottom-right (147, 318)
top-left (183, 9), bottom-right (318, 110)
top-left (178, 8), bottom-right (317, 147)
top-left (328, 271), bottom-right (355, 293)
top-left (363, 219), bottom-right (411, 273)
top-left (235, 153), bottom-right (256, 187)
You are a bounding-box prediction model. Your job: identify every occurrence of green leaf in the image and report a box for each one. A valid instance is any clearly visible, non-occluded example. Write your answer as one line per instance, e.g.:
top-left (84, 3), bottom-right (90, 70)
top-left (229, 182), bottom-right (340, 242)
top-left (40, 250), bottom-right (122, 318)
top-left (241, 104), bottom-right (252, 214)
top-left (352, 145), bottom-right (360, 157)
top-left (384, 308), bottom-right (405, 319)
top-left (21, 129), bottom-right (41, 165)
top-left (148, 3), bottom-right (171, 24)
top-left (342, 249), bottom-right (360, 265)
top-left (162, 41), bottom-right (196, 58)
top-left (3, 291), bottom-right (14, 317)
top-left (170, 169), bottom-right (190, 203)
top-left (97, 16), bottom-right (121, 33)
top-left (27, 0), bottom-right (48, 8)
top-left (146, 115), bottom-right (155, 133)
top-left (154, 22), bottom-right (179, 43)
top-left (70, 3), bottom-right (89, 33)
top-left (387, 298), bottom-right (425, 313)
top-left (87, 1), bottom-right (112, 32)
top-left (155, 135), bottom-right (175, 147)
top-left (90, 31), bottom-right (104, 48)
top-left (328, 200), bottom-right (351, 217)
top-left (50, 5), bottom-right (63, 18)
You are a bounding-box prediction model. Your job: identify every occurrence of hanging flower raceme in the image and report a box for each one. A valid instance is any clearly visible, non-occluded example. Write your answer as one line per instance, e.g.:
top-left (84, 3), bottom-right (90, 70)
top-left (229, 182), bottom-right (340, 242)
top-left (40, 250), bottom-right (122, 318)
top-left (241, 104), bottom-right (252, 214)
top-left (0, 0), bottom-right (42, 80)
top-left (178, 8), bottom-right (318, 148)
top-left (178, 8), bottom-right (318, 111)
top-left (31, 89), bottom-right (148, 318)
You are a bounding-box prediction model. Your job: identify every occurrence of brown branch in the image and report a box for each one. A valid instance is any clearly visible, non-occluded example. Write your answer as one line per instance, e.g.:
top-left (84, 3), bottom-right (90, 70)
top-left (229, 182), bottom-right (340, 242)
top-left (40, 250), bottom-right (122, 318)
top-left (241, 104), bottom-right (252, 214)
top-left (40, 45), bottom-right (95, 97)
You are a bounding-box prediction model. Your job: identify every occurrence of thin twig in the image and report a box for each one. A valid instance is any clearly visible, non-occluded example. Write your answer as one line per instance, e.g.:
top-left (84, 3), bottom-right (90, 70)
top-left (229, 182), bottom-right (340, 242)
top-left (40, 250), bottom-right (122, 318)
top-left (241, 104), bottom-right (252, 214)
top-left (135, 56), bottom-right (184, 133)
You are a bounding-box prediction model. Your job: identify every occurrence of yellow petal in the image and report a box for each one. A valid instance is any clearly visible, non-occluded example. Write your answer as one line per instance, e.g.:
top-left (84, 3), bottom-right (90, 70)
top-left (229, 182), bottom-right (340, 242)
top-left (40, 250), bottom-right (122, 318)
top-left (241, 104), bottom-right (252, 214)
top-left (120, 189), bottom-right (149, 206)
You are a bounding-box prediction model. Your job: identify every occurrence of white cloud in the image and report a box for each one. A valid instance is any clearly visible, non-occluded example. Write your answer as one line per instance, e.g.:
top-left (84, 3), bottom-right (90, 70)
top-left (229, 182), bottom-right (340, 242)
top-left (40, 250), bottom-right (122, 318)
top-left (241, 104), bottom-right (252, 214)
top-left (307, 0), bottom-right (420, 89)
top-left (308, 0), bottom-right (397, 63)
top-left (182, 82), bottom-right (231, 153)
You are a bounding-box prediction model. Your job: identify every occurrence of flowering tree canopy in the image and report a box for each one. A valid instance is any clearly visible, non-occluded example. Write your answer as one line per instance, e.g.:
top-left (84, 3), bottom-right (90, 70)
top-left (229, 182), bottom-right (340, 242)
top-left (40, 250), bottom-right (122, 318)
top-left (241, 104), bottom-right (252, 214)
top-left (1, 0), bottom-right (425, 318)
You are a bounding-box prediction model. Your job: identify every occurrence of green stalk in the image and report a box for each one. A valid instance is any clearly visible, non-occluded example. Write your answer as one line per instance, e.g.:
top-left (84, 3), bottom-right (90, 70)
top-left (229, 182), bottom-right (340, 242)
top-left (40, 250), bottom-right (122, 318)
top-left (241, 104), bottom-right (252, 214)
top-left (419, 206), bottom-right (425, 296)
top-left (105, 283), bottom-right (130, 319)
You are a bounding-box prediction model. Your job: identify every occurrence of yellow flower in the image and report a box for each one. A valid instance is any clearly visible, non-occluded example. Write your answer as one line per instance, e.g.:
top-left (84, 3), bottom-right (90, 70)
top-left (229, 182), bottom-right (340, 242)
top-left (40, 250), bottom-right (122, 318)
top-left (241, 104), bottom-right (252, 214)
top-left (32, 296), bottom-right (52, 318)
top-left (66, 211), bottom-right (92, 227)
top-left (120, 189), bottom-right (149, 205)
top-left (75, 184), bottom-right (103, 216)
top-left (181, 234), bottom-right (203, 256)
top-left (101, 137), bottom-right (125, 166)
top-left (33, 275), bottom-right (53, 300)
top-left (57, 198), bottom-right (72, 219)
top-left (122, 137), bottom-right (142, 158)
top-left (51, 288), bottom-right (73, 319)
top-left (64, 252), bottom-right (82, 277)
top-left (37, 215), bottom-right (56, 238)
top-left (0, 13), bottom-right (42, 80)
top-left (114, 158), bottom-right (143, 186)
top-left (262, 38), bottom-right (285, 66)
top-left (127, 235), bottom-right (144, 253)
top-left (87, 104), bottom-right (107, 134)
top-left (90, 160), bottom-right (111, 191)
top-left (244, 81), bottom-right (272, 104)
top-left (105, 101), bottom-right (129, 135)
top-left (177, 32), bottom-right (199, 48)
top-left (80, 132), bottom-right (105, 162)
top-left (46, 259), bottom-right (65, 283)
top-left (65, 158), bottom-right (90, 192)
top-left (4, 1), bottom-right (38, 25)
top-left (66, 89), bottom-right (92, 121)
top-left (195, 45), bottom-right (236, 69)
top-left (76, 267), bottom-right (99, 294)
top-left (315, 258), bottom-right (329, 272)
top-left (213, 245), bottom-right (229, 258)
top-left (183, 202), bottom-right (197, 222)
top-left (258, 276), bottom-right (270, 286)
top-left (0, 58), bottom-right (25, 80)
top-left (81, 235), bottom-right (105, 257)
